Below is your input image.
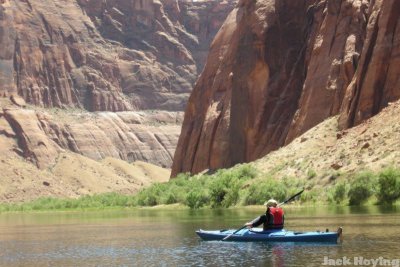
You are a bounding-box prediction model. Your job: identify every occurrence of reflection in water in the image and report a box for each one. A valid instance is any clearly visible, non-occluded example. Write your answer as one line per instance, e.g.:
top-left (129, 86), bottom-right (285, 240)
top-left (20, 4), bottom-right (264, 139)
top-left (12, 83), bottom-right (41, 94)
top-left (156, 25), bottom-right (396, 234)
top-left (272, 245), bottom-right (285, 267)
top-left (0, 206), bottom-right (399, 266)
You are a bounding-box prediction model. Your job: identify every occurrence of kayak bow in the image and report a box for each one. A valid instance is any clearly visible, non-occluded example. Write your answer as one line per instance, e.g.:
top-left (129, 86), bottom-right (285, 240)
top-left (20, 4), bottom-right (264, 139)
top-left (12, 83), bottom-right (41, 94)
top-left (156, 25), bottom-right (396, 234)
top-left (196, 227), bottom-right (343, 243)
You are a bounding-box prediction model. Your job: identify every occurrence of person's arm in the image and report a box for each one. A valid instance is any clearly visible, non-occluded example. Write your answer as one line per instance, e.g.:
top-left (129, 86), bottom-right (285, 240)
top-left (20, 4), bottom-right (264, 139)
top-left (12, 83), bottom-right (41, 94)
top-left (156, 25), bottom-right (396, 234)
top-left (245, 215), bottom-right (267, 228)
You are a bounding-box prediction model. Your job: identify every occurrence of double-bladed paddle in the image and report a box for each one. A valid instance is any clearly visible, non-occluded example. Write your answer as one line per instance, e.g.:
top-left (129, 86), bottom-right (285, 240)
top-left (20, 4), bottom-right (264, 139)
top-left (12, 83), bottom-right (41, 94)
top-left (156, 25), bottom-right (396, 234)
top-left (222, 188), bottom-right (304, 241)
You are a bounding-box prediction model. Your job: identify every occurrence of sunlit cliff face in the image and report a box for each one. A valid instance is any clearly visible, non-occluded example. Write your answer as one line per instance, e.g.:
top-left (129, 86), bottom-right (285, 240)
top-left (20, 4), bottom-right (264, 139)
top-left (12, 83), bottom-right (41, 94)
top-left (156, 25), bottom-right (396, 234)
top-left (0, 0), bottom-right (235, 111)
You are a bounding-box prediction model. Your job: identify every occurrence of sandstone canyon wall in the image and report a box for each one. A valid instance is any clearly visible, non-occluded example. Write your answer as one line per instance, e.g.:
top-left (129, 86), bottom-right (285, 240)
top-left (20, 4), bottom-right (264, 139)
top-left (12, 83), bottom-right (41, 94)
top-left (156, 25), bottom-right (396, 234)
top-left (0, 0), bottom-right (235, 169)
top-left (172, 0), bottom-right (400, 176)
top-left (0, 0), bottom-right (235, 111)
top-left (0, 100), bottom-right (182, 169)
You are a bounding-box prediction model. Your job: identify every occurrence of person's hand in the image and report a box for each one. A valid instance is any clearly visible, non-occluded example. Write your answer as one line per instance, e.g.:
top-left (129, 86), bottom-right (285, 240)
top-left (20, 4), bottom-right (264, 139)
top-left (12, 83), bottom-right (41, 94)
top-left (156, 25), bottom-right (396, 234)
top-left (245, 222), bottom-right (252, 228)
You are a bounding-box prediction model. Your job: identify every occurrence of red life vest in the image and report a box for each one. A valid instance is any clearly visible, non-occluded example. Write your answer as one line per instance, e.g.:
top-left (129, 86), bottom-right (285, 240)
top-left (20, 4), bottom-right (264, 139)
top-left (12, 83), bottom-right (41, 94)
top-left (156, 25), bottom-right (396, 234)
top-left (268, 207), bottom-right (284, 228)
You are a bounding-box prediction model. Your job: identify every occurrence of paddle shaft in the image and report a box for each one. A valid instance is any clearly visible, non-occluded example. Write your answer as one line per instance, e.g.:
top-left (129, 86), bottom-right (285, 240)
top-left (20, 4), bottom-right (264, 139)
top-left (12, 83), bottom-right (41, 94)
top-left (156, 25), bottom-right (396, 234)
top-left (222, 226), bottom-right (246, 241)
top-left (278, 189), bottom-right (304, 206)
top-left (221, 189), bottom-right (304, 241)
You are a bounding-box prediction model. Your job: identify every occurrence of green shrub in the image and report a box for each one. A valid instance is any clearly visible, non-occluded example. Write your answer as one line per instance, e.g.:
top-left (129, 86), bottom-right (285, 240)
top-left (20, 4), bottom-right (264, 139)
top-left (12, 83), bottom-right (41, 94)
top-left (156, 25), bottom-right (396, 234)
top-left (348, 172), bottom-right (376, 205)
top-left (299, 189), bottom-right (318, 203)
top-left (282, 176), bottom-right (305, 195)
top-left (232, 164), bottom-right (258, 180)
top-left (331, 182), bottom-right (347, 204)
top-left (96, 193), bottom-right (130, 206)
top-left (209, 175), bottom-right (230, 207)
top-left (172, 173), bottom-right (191, 186)
top-left (162, 192), bottom-right (178, 205)
top-left (209, 169), bottom-right (246, 208)
top-left (135, 183), bottom-right (167, 206)
top-left (0, 193), bottom-right (140, 211)
top-left (377, 168), bottom-right (400, 204)
top-left (243, 179), bottom-right (287, 205)
top-left (158, 184), bottom-right (185, 205)
top-left (221, 182), bottom-right (241, 208)
top-left (136, 193), bottom-right (157, 206)
top-left (185, 190), bottom-right (208, 209)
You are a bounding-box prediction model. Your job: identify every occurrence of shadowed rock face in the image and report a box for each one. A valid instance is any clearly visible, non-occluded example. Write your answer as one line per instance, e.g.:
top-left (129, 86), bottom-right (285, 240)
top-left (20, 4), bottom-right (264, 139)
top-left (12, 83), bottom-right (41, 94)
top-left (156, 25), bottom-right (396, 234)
top-left (171, 0), bottom-right (400, 176)
top-left (0, 0), bottom-right (235, 111)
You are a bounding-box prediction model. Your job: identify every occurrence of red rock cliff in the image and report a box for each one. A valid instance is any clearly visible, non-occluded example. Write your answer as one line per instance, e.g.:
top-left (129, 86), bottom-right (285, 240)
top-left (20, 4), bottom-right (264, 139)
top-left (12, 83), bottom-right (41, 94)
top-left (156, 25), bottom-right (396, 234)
top-left (0, 0), bottom-right (235, 111)
top-left (171, 0), bottom-right (400, 176)
top-left (0, 0), bottom-right (235, 169)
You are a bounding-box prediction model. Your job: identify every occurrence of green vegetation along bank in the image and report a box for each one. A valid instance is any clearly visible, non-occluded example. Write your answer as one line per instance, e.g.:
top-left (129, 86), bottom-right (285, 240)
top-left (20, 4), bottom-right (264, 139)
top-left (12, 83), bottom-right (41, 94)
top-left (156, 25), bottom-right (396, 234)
top-left (1, 164), bottom-right (400, 212)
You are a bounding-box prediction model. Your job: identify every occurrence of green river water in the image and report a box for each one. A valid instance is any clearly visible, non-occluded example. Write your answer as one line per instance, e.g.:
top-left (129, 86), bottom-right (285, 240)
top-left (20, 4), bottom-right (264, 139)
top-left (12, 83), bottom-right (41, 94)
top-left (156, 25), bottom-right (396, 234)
top-left (0, 206), bottom-right (399, 266)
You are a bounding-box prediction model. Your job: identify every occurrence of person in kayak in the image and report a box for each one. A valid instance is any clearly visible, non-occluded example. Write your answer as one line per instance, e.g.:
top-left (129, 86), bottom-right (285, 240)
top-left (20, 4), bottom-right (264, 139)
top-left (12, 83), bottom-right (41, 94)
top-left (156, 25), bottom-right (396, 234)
top-left (245, 199), bottom-right (284, 230)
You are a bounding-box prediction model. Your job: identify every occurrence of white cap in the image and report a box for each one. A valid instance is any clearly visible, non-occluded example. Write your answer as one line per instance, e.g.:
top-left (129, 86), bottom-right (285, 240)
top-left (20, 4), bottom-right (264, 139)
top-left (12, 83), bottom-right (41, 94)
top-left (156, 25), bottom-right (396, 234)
top-left (264, 199), bottom-right (278, 207)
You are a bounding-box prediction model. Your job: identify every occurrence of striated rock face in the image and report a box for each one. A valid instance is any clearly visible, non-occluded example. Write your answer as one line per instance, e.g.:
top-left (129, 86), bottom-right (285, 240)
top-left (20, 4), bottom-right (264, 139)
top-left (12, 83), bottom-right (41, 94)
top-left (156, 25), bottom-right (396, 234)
top-left (39, 110), bottom-right (183, 168)
top-left (1, 103), bottom-right (182, 169)
top-left (172, 0), bottom-right (400, 176)
top-left (338, 0), bottom-right (400, 128)
top-left (0, 0), bottom-right (235, 111)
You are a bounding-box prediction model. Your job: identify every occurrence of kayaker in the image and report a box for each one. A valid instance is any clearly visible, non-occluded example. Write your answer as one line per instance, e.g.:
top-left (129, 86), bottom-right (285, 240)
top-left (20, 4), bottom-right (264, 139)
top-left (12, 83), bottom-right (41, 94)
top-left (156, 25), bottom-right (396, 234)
top-left (245, 199), bottom-right (284, 230)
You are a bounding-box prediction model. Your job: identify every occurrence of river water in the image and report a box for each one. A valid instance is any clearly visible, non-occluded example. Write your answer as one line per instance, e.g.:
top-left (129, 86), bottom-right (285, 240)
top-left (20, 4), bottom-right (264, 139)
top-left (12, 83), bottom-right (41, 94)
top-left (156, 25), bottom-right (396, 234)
top-left (0, 206), bottom-right (399, 267)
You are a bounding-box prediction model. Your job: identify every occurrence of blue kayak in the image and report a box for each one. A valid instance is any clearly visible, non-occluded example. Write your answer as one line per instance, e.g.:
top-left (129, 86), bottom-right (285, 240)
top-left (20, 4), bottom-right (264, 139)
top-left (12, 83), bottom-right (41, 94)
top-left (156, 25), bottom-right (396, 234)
top-left (196, 227), bottom-right (342, 243)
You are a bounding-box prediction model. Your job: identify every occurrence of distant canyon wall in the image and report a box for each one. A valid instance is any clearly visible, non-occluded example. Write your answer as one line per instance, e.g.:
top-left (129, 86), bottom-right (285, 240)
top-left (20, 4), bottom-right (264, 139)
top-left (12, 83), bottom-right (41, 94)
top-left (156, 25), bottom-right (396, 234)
top-left (0, 0), bottom-right (235, 169)
top-left (0, 101), bottom-right (183, 169)
top-left (0, 0), bottom-right (235, 111)
top-left (172, 0), bottom-right (400, 176)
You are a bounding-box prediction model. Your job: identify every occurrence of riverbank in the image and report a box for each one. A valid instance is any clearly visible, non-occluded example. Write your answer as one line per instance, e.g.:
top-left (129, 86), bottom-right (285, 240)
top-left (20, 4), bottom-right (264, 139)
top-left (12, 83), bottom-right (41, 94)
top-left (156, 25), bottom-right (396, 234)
top-left (1, 163), bottom-right (398, 213)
